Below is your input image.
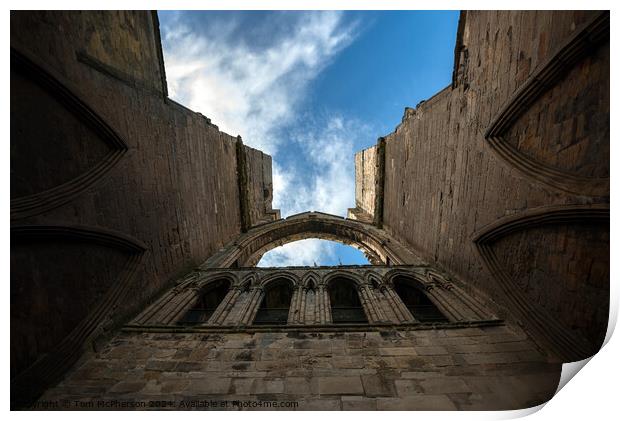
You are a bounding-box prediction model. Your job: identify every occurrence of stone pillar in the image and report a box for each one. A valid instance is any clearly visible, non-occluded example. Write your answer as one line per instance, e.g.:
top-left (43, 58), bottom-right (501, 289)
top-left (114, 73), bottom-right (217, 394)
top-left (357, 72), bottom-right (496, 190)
top-left (298, 287), bottom-right (308, 324)
top-left (425, 285), bottom-right (461, 322)
top-left (132, 288), bottom-right (177, 325)
top-left (366, 285), bottom-right (389, 322)
top-left (209, 287), bottom-right (241, 325)
top-left (239, 287), bottom-right (264, 325)
top-left (313, 288), bottom-right (320, 324)
top-left (154, 287), bottom-right (200, 325)
top-left (446, 283), bottom-right (491, 320)
top-left (287, 286), bottom-right (300, 324)
top-left (357, 285), bottom-right (378, 323)
top-left (357, 286), bottom-right (377, 323)
top-left (383, 286), bottom-right (415, 323)
top-left (304, 288), bottom-right (316, 324)
top-left (317, 285), bottom-right (332, 324)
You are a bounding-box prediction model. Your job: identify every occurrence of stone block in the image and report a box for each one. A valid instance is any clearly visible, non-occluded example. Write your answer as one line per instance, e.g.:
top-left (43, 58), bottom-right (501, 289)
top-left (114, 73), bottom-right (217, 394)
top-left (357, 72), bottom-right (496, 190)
top-left (376, 395), bottom-right (457, 410)
top-left (394, 379), bottom-right (422, 396)
top-left (419, 377), bottom-right (470, 394)
top-left (251, 378), bottom-right (285, 394)
top-left (341, 396), bottom-right (377, 410)
top-left (145, 360), bottom-right (177, 372)
top-left (108, 381), bottom-right (146, 394)
top-left (190, 378), bottom-right (232, 395)
top-left (318, 377), bottom-right (364, 395)
top-left (230, 378), bottom-right (255, 395)
top-left (332, 356), bottom-right (365, 369)
top-left (415, 346), bottom-right (449, 356)
top-left (379, 347), bottom-right (418, 356)
top-left (361, 375), bottom-right (397, 397)
top-left (284, 377), bottom-right (317, 395)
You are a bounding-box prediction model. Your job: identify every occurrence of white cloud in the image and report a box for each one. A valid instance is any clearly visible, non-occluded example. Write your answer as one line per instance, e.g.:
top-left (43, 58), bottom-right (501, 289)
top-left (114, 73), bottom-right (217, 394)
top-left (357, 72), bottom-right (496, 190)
top-left (273, 115), bottom-right (370, 218)
top-left (257, 239), bottom-right (337, 267)
top-left (161, 11), bottom-right (357, 155)
top-left (160, 12), bottom-right (370, 267)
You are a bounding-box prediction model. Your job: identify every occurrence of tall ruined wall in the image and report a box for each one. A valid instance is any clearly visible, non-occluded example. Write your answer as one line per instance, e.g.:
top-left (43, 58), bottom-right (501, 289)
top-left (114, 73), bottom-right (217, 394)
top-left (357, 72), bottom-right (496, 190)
top-left (245, 146), bottom-right (281, 227)
top-left (10, 10), bottom-right (278, 406)
top-left (355, 11), bottom-right (609, 360)
top-left (348, 146), bottom-right (377, 223)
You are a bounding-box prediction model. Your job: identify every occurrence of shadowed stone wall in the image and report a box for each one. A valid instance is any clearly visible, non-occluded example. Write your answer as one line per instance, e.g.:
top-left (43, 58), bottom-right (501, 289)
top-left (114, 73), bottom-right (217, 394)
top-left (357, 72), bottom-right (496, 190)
top-left (10, 10), bottom-right (278, 407)
top-left (350, 10), bottom-right (609, 361)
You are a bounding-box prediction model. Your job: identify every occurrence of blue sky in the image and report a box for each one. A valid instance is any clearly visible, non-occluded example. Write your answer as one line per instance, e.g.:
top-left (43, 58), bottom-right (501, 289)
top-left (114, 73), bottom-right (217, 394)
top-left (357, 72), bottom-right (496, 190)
top-left (158, 10), bottom-right (459, 267)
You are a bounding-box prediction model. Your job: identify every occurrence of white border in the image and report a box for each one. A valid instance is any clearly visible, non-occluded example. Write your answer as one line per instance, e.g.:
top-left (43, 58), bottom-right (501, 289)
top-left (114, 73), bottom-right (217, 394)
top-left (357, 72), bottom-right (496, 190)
top-left (4, 2), bottom-right (617, 420)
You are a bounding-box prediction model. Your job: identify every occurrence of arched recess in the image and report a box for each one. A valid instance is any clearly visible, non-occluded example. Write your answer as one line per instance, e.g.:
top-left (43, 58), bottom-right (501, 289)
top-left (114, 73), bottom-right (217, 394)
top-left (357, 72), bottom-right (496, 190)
top-left (327, 276), bottom-right (368, 324)
top-left (202, 212), bottom-right (425, 269)
top-left (392, 275), bottom-right (449, 323)
top-left (10, 224), bottom-right (146, 409)
top-left (177, 278), bottom-right (231, 326)
top-left (253, 278), bottom-right (294, 325)
top-left (473, 203), bottom-right (609, 362)
top-left (10, 47), bottom-right (129, 220)
top-left (484, 12), bottom-right (609, 196)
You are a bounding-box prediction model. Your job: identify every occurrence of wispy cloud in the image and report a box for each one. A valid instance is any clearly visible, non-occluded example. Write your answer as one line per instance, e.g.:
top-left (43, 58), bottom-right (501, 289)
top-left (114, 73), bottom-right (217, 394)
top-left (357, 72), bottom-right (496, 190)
top-left (257, 238), bottom-right (337, 267)
top-left (159, 11), bottom-right (368, 266)
top-left (273, 116), bottom-right (370, 217)
top-left (161, 11), bottom-right (357, 155)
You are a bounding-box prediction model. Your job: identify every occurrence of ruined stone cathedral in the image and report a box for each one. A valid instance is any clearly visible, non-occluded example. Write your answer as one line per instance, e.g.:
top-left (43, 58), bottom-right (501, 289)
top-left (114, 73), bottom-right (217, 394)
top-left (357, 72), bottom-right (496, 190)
top-left (10, 11), bottom-right (609, 410)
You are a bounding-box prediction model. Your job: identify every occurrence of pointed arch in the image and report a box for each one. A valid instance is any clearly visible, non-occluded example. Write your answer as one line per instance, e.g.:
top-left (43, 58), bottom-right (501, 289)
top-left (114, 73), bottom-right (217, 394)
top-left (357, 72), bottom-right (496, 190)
top-left (203, 212), bottom-right (425, 269)
top-left (301, 271), bottom-right (320, 289)
top-left (391, 274), bottom-right (449, 323)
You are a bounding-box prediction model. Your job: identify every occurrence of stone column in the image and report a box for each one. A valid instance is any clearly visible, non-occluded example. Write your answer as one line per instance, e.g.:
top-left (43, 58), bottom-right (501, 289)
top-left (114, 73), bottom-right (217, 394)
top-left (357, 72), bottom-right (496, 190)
top-left (317, 285), bottom-right (332, 324)
top-left (425, 285), bottom-right (461, 322)
top-left (209, 287), bottom-right (241, 325)
top-left (159, 287), bottom-right (200, 325)
top-left (239, 287), bottom-right (264, 325)
top-left (357, 285), bottom-right (377, 323)
top-left (313, 288), bottom-right (320, 324)
top-left (382, 286), bottom-right (415, 323)
top-left (287, 286), bottom-right (300, 324)
top-left (298, 287), bottom-right (308, 324)
top-left (366, 285), bottom-right (389, 322)
top-left (132, 288), bottom-right (177, 325)
top-left (446, 283), bottom-right (491, 320)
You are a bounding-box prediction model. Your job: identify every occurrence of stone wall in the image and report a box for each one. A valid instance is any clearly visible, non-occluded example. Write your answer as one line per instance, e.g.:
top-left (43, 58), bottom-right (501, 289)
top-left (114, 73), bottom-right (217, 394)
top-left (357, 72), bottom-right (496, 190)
top-left (37, 326), bottom-right (561, 410)
top-left (354, 11), bottom-right (609, 361)
top-left (10, 10), bottom-right (278, 406)
top-left (348, 145), bottom-right (377, 223)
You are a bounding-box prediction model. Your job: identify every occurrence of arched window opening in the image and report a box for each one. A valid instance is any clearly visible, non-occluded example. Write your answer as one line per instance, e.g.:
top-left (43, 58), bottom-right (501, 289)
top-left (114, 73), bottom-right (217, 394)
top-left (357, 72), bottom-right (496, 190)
top-left (254, 279), bottom-right (293, 325)
top-left (329, 277), bottom-right (368, 323)
top-left (178, 279), bottom-right (230, 325)
top-left (393, 277), bottom-right (449, 322)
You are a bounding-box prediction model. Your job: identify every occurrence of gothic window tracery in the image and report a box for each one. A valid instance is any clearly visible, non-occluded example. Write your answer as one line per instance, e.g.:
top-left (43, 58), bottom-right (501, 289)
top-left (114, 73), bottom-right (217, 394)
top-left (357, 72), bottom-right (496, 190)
top-left (178, 278), bottom-right (230, 325)
top-left (328, 277), bottom-right (368, 324)
top-left (253, 278), bottom-right (293, 325)
top-left (393, 276), bottom-right (449, 322)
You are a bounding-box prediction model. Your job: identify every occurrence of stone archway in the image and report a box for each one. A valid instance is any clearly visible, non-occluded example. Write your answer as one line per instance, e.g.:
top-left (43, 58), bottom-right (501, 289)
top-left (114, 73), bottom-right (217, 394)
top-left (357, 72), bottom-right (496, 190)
top-left (200, 212), bottom-right (426, 269)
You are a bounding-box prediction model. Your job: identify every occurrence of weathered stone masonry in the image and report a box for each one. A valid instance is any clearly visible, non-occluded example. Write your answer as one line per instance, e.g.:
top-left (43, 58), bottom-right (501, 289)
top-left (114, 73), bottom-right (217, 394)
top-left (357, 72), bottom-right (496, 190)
top-left (349, 10), bottom-right (609, 362)
top-left (10, 10), bottom-right (279, 407)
